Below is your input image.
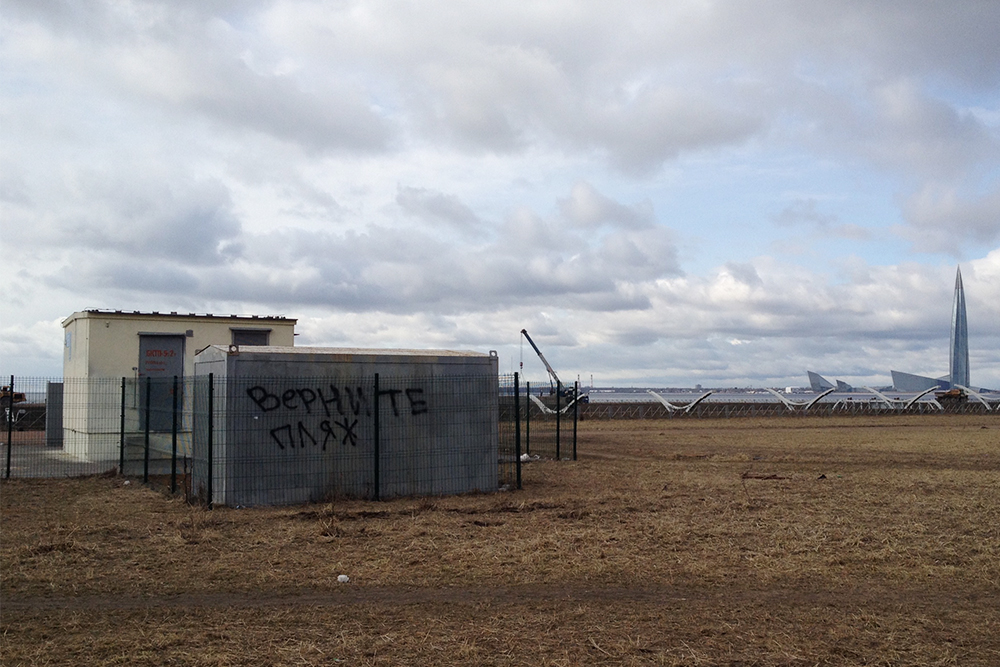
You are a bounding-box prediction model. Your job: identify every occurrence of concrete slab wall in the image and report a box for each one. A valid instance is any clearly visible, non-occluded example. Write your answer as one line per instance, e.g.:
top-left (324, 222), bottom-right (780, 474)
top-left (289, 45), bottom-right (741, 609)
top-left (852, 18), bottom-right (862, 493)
top-left (192, 346), bottom-right (499, 506)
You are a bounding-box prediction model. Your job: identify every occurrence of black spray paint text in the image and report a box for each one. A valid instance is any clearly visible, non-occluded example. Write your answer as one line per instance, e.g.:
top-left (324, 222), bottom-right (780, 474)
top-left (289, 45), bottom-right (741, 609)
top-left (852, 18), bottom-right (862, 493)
top-left (246, 383), bottom-right (428, 450)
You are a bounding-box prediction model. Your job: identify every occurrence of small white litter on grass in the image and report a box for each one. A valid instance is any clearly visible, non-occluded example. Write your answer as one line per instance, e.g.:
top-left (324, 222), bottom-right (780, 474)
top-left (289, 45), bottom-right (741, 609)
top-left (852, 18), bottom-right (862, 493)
top-left (337, 574), bottom-right (350, 583)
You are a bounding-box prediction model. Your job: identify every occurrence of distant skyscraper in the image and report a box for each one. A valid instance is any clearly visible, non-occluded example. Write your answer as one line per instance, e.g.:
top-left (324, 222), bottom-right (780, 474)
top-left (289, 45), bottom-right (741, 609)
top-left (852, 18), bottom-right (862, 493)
top-left (950, 266), bottom-right (970, 388)
top-left (889, 266), bottom-right (972, 393)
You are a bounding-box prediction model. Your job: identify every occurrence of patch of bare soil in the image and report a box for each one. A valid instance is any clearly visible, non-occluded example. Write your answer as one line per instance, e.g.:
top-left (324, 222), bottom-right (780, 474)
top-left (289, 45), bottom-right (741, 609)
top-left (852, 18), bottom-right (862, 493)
top-left (3, 415), bottom-right (999, 665)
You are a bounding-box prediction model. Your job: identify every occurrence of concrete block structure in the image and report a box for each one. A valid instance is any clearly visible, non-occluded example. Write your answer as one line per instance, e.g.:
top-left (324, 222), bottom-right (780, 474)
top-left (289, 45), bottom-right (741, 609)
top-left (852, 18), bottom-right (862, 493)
top-left (192, 346), bottom-right (499, 506)
top-left (61, 310), bottom-right (295, 461)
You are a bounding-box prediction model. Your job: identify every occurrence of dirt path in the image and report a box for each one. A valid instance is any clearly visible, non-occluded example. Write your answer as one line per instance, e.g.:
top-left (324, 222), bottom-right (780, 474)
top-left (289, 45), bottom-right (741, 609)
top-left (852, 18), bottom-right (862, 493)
top-left (4, 581), bottom-right (991, 613)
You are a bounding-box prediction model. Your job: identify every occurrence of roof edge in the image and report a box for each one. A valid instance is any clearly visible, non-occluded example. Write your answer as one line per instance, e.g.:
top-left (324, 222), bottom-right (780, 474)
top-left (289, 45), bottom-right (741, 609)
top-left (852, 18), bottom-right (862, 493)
top-left (63, 310), bottom-right (296, 326)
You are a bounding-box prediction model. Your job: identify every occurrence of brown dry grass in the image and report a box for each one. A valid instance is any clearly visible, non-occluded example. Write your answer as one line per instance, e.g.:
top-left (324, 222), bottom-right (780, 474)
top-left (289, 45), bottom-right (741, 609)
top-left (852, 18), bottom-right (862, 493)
top-left (2, 415), bottom-right (999, 665)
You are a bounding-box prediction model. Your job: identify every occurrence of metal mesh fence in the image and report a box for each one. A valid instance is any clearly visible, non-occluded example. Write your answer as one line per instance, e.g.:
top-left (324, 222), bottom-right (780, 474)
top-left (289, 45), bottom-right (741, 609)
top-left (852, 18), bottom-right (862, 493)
top-left (520, 380), bottom-right (581, 461)
top-left (497, 373), bottom-right (519, 489)
top-left (579, 399), bottom-right (995, 419)
top-left (2, 377), bottom-right (122, 479)
top-left (2, 373), bottom-right (521, 505)
top-left (6, 374), bottom-right (994, 501)
top-left (189, 373), bottom-right (503, 506)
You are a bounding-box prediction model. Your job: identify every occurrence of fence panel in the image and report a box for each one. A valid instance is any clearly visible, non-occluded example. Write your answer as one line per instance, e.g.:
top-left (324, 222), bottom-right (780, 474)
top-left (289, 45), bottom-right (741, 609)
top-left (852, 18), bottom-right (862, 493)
top-left (118, 376), bottom-right (195, 493)
top-left (519, 383), bottom-right (581, 460)
top-left (498, 373), bottom-right (519, 488)
top-left (3, 373), bottom-right (518, 501)
top-left (185, 372), bottom-right (505, 505)
top-left (3, 377), bottom-right (122, 479)
top-left (6, 374), bottom-right (995, 497)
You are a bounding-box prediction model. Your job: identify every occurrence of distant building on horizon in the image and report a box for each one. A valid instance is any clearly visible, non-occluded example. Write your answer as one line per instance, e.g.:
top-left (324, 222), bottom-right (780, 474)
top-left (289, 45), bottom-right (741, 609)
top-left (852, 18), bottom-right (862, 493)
top-left (807, 266), bottom-right (975, 394)
top-left (949, 266), bottom-right (970, 388)
top-left (891, 266), bottom-right (971, 392)
top-left (806, 371), bottom-right (854, 393)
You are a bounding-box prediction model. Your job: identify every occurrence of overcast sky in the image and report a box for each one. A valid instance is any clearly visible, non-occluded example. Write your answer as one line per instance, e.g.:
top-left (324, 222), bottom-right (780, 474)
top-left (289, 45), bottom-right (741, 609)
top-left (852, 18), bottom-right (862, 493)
top-left (2, 0), bottom-right (998, 388)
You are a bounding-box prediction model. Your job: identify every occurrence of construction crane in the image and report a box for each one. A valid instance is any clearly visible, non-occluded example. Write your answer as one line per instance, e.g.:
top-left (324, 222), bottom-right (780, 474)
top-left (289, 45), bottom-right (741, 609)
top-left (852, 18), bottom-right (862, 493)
top-left (520, 329), bottom-right (575, 398)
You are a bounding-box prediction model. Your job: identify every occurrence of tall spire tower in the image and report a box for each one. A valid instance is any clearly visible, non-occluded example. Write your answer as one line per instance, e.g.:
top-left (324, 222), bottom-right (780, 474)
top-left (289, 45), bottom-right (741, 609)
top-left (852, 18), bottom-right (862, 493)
top-left (949, 266), bottom-right (970, 388)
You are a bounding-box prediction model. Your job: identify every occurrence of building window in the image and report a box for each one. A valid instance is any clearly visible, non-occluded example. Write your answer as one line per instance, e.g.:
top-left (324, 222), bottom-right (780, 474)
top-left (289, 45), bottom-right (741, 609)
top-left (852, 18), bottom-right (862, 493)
top-left (231, 329), bottom-right (270, 346)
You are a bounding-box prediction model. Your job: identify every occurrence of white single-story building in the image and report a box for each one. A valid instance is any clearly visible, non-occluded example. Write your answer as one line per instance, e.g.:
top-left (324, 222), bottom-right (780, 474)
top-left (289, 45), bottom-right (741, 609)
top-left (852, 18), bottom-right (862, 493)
top-left (61, 310), bottom-right (296, 461)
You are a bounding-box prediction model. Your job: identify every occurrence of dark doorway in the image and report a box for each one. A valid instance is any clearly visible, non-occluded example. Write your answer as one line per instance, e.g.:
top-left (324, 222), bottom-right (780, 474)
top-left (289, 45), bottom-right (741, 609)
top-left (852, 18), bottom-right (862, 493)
top-left (139, 334), bottom-right (184, 432)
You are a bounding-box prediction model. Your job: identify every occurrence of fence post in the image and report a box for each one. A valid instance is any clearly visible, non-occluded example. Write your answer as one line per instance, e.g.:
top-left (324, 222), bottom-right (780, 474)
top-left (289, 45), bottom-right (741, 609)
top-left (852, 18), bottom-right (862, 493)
top-left (143, 375), bottom-right (150, 484)
top-left (4, 375), bottom-right (13, 479)
top-left (555, 380), bottom-right (561, 460)
top-left (373, 373), bottom-right (380, 501)
top-left (207, 373), bottom-right (214, 510)
top-left (573, 380), bottom-right (578, 461)
top-left (119, 378), bottom-right (126, 475)
top-left (514, 372), bottom-right (522, 490)
top-left (525, 381), bottom-right (530, 456)
top-left (171, 375), bottom-right (178, 494)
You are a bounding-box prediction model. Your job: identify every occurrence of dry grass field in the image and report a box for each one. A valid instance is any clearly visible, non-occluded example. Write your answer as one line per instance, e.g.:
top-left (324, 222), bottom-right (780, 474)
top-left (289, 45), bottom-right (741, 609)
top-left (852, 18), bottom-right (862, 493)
top-left (2, 415), bottom-right (999, 666)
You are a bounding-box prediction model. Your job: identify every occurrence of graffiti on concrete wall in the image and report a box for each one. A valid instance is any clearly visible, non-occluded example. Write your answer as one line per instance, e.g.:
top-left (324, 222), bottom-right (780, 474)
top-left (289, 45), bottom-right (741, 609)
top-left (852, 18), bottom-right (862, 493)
top-left (246, 383), bottom-right (428, 450)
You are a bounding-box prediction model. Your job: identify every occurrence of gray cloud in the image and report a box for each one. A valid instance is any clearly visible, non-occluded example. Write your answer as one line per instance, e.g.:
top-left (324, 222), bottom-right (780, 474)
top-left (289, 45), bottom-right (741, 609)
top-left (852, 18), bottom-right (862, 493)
top-left (17, 182), bottom-right (681, 315)
top-left (858, 80), bottom-right (996, 179)
top-left (8, 0), bottom-right (998, 178)
top-left (55, 260), bottom-right (202, 295)
top-left (582, 91), bottom-right (764, 172)
top-left (902, 184), bottom-right (1000, 253)
top-left (558, 182), bottom-right (652, 230)
top-left (6, 1), bottom-right (392, 153)
top-left (396, 186), bottom-right (483, 235)
top-left (772, 199), bottom-right (873, 243)
top-left (723, 262), bottom-right (764, 289)
top-left (773, 200), bottom-right (838, 229)
top-left (32, 171), bottom-right (241, 265)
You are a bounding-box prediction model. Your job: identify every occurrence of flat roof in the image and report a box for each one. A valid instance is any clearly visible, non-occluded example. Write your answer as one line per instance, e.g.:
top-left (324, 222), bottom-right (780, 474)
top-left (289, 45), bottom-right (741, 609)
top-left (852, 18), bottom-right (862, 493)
top-left (197, 345), bottom-right (492, 359)
top-left (63, 309), bottom-right (296, 326)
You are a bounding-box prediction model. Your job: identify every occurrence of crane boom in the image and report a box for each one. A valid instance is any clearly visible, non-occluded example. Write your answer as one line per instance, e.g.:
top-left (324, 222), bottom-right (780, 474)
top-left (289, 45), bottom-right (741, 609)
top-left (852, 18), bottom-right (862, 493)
top-left (520, 329), bottom-right (561, 391)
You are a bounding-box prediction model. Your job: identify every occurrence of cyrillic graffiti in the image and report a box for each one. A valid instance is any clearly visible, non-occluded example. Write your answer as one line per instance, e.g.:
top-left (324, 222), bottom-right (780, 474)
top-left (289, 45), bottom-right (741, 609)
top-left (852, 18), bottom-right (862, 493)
top-left (245, 383), bottom-right (427, 450)
top-left (267, 418), bottom-right (358, 450)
